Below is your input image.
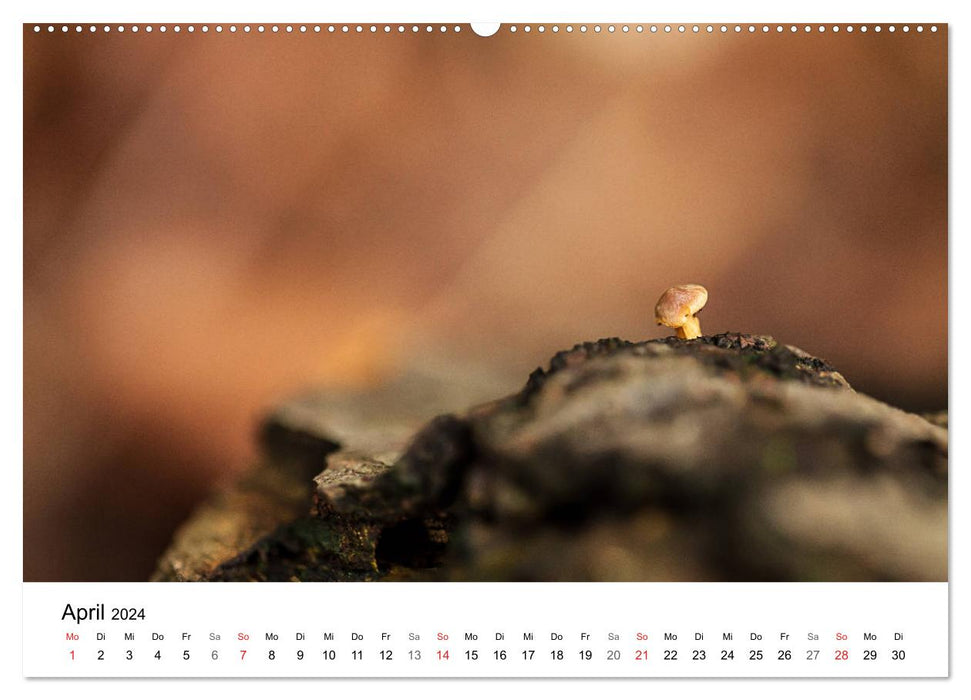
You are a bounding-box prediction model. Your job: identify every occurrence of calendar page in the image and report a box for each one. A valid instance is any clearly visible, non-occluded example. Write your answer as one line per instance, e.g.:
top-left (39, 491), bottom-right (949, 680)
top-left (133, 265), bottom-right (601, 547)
top-left (19, 2), bottom-right (951, 688)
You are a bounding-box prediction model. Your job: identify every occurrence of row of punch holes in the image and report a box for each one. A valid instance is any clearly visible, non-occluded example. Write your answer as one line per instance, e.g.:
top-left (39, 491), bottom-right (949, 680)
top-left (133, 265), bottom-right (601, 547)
top-left (33, 24), bottom-right (940, 35)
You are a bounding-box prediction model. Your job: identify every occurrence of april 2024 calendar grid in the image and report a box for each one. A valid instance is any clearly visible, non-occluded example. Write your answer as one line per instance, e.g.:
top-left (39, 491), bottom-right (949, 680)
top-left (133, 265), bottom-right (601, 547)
top-left (23, 583), bottom-right (948, 677)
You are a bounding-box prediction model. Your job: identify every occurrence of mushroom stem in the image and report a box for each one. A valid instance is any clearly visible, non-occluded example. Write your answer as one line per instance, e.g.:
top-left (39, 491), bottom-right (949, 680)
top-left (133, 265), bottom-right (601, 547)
top-left (677, 316), bottom-right (702, 340)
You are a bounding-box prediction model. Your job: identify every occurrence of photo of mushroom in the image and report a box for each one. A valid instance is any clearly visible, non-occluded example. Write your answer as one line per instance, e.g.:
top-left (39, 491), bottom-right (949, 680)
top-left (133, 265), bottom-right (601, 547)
top-left (24, 24), bottom-right (946, 582)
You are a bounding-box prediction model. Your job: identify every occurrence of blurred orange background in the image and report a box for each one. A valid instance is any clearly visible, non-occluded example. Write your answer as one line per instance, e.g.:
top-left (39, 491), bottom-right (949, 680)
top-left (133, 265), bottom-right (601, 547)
top-left (23, 25), bottom-right (947, 581)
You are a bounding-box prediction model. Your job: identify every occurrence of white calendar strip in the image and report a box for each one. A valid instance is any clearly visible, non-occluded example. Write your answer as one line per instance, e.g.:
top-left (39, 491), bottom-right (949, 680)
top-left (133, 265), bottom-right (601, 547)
top-left (23, 582), bottom-right (948, 678)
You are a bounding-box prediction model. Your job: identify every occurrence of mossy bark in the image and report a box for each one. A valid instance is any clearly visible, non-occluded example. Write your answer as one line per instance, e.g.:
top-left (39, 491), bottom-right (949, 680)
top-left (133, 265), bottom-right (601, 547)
top-left (154, 334), bottom-right (946, 582)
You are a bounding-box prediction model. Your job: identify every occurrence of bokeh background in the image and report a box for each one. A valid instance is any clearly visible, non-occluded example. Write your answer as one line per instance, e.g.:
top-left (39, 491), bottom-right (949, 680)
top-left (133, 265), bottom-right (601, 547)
top-left (23, 24), bottom-right (947, 581)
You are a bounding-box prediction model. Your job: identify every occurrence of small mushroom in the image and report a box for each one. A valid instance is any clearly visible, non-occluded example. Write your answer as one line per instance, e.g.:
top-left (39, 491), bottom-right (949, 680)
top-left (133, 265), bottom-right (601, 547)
top-left (655, 284), bottom-right (708, 340)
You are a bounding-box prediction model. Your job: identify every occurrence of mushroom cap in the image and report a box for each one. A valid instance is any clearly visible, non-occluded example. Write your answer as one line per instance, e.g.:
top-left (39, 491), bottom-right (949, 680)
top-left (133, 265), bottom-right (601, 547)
top-left (654, 284), bottom-right (708, 328)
